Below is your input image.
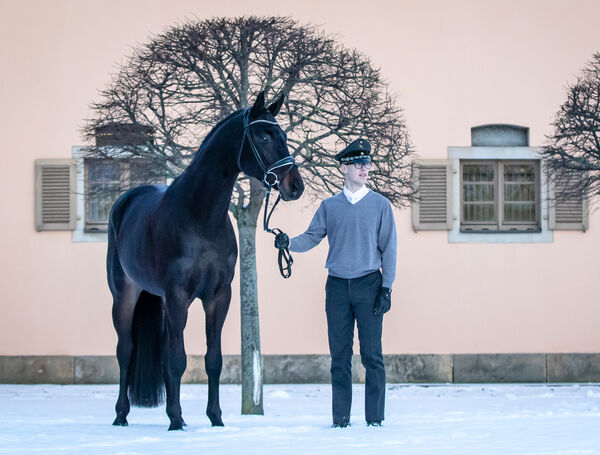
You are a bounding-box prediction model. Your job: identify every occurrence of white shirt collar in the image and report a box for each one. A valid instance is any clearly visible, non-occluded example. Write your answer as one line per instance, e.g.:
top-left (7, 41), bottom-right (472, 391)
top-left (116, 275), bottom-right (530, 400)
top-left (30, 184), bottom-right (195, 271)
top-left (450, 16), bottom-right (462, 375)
top-left (343, 185), bottom-right (369, 204)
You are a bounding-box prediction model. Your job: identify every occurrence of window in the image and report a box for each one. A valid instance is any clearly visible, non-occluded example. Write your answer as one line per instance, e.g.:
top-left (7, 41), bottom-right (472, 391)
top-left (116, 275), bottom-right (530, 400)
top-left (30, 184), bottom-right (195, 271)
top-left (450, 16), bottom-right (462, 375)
top-left (412, 125), bottom-right (587, 243)
top-left (85, 159), bottom-right (121, 232)
top-left (460, 160), bottom-right (540, 232)
top-left (84, 159), bottom-right (164, 232)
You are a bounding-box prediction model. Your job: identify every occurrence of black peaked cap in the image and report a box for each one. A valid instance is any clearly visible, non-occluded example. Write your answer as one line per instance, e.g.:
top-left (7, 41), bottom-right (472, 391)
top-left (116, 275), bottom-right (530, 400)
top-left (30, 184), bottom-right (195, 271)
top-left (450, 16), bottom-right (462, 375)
top-left (334, 138), bottom-right (372, 163)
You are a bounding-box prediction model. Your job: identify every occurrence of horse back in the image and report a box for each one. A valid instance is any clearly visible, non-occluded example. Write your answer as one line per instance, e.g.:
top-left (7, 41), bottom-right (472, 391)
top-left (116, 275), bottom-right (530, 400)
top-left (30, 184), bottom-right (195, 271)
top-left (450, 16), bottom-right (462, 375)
top-left (109, 185), bottom-right (166, 239)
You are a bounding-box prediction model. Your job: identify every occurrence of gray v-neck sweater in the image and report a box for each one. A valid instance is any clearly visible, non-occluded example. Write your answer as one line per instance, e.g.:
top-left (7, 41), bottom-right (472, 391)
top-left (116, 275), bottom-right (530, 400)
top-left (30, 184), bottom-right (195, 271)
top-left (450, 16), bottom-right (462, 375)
top-left (289, 190), bottom-right (397, 288)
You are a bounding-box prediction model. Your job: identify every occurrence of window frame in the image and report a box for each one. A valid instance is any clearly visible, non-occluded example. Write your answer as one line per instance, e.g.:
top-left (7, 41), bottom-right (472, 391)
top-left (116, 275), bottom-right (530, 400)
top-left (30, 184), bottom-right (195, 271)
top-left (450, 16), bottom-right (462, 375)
top-left (499, 160), bottom-right (540, 232)
top-left (460, 159), bottom-right (541, 233)
top-left (84, 158), bottom-right (125, 233)
top-left (447, 146), bottom-right (552, 244)
top-left (460, 160), bottom-right (498, 230)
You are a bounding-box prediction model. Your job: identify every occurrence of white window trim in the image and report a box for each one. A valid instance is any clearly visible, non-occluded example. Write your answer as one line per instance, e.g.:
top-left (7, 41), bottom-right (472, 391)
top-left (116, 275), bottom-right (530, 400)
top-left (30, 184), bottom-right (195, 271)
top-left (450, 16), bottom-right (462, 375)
top-left (447, 146), bottom-right (553, 243)
top-left (72, 146), bottom-right (107, 242)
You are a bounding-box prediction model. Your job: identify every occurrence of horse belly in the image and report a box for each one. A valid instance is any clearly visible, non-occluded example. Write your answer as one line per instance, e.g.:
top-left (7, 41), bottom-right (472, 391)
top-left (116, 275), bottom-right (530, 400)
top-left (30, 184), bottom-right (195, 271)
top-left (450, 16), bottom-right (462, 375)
top-left (181, 244), bottom-right (237, 300)
top-left (118, 246), bottom-right (165, 296)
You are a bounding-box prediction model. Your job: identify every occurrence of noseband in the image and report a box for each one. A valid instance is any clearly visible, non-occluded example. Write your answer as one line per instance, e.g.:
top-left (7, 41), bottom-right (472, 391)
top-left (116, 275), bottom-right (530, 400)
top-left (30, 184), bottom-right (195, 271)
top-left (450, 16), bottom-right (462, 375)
top-left (237, 108), bottom-right (296, 278)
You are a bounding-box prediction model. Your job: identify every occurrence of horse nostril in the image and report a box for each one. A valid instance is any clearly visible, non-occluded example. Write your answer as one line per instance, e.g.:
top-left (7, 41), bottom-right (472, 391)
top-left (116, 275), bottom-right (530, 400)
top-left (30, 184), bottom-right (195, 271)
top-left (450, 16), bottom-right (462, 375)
top-left (291, 180), bottom-right (304, 198)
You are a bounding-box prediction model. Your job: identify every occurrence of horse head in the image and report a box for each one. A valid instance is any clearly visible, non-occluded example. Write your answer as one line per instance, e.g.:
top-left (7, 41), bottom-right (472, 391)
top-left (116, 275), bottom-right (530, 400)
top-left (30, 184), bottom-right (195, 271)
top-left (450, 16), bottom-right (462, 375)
top-left (239, 91), bottom-right (304, 201)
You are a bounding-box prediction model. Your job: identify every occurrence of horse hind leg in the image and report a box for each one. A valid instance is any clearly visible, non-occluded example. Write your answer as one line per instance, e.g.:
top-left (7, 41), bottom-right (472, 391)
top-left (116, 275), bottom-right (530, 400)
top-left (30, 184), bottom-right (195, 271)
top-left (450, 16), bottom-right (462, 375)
top-left (111, 281), bottom-right (141, 426)
top-left (203, 285), bottom-right (232, 426)
top-left (107, 225), bottom-right (138, 427)
top-left (113, 288), bottom-right (166, 427)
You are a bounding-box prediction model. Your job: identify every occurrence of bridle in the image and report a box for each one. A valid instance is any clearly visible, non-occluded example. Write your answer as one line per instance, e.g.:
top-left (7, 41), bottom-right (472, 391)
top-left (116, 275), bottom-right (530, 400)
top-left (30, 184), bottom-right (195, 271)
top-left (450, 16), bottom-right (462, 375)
top-left (237, 108), bottom-right (296, 189)
top-left (237, 108), bottom-right (296, 278)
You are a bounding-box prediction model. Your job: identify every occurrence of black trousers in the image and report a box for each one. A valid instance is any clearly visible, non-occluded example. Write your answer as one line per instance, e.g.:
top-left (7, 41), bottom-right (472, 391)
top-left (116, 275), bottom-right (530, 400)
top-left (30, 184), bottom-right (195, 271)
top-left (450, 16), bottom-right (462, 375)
top-left (325, 271), bottom-right (385, 424)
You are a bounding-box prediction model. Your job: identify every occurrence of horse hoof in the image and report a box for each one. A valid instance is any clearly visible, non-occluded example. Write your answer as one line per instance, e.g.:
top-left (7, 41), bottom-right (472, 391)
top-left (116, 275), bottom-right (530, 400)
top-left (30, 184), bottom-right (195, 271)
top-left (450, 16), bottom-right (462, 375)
top-left (168, 422), bottom-right (184, 431)
top-left (112, 418), bottom-right (128, 426)
top-left (211, 419), bottom-right (224, 427)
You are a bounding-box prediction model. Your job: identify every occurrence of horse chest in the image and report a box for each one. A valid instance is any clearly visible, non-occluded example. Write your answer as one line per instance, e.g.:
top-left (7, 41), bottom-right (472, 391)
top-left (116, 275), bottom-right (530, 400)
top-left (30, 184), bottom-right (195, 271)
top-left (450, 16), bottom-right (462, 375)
top-left (168, 236), bottom-right (237, 296)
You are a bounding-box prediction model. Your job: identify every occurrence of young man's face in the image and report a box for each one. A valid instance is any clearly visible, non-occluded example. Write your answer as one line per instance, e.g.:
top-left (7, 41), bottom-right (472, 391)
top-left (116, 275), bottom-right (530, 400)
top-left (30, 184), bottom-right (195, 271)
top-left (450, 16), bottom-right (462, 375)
top-left (341, 161), bottom-right (370, 187)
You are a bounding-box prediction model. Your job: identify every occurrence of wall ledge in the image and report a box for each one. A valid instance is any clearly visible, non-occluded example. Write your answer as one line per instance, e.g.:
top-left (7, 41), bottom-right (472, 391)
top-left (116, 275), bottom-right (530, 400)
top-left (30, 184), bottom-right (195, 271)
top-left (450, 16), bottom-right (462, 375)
top-left (1, 354), bottom-right (599, 384)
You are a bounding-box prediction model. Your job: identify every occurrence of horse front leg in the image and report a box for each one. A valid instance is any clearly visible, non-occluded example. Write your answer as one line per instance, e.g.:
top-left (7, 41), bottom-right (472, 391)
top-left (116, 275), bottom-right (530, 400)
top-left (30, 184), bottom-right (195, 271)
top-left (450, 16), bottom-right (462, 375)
top-left (162, 287), bottom-right (191, 431)
top-left (203, 285), bottom-right (232, 426)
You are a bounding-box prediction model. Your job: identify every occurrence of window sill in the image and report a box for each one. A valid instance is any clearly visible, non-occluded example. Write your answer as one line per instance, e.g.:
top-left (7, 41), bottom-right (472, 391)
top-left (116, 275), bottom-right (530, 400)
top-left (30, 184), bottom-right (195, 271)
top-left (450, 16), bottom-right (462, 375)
top-left (84, 228), bottom-right (108, 234)
top-left (449, 229), bottom-right (553, 243)
top-left (72, 229), bottom-right (107, 243)
top-left (460, 227), bottom-right (542, 234)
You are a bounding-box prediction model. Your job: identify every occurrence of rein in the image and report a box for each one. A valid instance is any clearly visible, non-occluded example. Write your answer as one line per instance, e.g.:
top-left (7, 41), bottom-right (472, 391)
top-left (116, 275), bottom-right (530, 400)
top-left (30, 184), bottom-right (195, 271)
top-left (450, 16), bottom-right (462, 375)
top-left (263, 189), bottom-right (293, 278)
top-left (238, 108), bottom-right (295, 278)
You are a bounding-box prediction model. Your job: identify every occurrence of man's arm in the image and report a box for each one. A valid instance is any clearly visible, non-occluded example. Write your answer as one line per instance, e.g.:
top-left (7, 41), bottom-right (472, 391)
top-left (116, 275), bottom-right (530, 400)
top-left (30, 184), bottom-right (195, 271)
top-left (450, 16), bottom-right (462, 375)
top-left (289, 202), bottom-right (327, 253)
top-left (378, 201), bottom-right (397, 289)
top-left (374, 201), bottom-right (397, 315)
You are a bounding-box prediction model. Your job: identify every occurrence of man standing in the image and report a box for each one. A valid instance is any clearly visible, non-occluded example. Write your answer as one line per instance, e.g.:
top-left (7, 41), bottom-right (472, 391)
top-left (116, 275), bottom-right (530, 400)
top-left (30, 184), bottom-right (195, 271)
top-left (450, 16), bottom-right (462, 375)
top-left (275, 138), bottom-right (397, 427)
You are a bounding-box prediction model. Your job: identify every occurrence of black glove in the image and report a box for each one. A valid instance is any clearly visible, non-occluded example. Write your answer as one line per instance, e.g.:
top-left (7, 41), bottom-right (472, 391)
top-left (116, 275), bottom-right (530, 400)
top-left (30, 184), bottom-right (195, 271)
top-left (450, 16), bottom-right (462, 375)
top-left (274, 232), bottom-right (290, 249)
top-left (373, 287), bottom-right (391, 316)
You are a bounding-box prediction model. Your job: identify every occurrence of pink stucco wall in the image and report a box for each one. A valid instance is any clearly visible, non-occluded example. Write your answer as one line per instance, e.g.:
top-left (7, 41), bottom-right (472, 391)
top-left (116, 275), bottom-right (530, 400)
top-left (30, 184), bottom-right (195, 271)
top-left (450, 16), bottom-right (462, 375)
top-left (1, 0), bottom-right (599, 355)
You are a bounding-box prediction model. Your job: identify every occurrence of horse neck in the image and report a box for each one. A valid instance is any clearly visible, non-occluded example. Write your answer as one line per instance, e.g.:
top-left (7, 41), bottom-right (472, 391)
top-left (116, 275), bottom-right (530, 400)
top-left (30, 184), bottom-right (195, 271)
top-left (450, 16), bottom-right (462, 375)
top-left (168, 116), bottom-right (242, 227)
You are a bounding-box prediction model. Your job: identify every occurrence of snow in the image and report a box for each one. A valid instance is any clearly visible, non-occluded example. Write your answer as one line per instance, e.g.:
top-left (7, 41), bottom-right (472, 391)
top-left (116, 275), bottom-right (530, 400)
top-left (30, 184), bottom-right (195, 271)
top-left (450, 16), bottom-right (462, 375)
top-left (1, 383), bottom-right (600, 454)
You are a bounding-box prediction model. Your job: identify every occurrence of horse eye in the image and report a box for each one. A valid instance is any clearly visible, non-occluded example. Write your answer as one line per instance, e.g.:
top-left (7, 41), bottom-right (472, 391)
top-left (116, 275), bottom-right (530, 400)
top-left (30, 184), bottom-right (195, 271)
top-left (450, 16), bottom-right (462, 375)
top-left (261, 135), bottom-right (271, 143)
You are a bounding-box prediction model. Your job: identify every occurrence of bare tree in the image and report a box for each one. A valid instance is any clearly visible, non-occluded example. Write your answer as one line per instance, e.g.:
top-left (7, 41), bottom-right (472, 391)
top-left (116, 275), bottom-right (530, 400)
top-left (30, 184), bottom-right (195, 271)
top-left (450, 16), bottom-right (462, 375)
top-left (82, 16), bottom-right (414, 415)
top-left (543, 52), bottom-right (600, 201)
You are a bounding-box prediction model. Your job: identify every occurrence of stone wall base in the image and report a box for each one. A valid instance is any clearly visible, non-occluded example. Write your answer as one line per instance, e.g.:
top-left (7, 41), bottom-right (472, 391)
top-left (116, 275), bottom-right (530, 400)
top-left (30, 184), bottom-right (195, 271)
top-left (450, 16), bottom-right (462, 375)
top-left (1, 354), bottom-right (600, 384)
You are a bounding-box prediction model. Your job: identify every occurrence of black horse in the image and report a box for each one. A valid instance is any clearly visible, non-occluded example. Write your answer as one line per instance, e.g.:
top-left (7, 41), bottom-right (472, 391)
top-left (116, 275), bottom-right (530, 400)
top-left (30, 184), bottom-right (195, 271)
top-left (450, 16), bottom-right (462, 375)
top-left (108, 91), bottom-right (304, 431)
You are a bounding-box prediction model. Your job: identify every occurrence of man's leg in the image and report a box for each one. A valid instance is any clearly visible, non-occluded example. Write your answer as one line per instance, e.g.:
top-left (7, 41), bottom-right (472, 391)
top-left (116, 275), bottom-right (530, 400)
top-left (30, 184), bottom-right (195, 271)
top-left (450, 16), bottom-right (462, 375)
top-left (325, 275), bottom-right (355, 426)
top-left (352, 271), bottom-right (385, 424)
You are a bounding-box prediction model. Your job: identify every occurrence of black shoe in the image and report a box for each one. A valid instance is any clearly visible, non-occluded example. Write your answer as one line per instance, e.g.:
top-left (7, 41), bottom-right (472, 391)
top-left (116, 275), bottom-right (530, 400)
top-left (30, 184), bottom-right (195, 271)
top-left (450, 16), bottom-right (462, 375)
top-left (367, 420), bottom-right (382, 427)
top-left (332, 421), bottom-right (349, 428)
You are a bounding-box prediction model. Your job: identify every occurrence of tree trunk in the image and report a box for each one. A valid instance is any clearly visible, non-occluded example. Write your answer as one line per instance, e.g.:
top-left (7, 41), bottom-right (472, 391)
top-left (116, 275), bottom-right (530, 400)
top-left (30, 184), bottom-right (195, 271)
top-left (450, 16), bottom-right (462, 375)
top-left (238, 182), bottom-right (266, 415)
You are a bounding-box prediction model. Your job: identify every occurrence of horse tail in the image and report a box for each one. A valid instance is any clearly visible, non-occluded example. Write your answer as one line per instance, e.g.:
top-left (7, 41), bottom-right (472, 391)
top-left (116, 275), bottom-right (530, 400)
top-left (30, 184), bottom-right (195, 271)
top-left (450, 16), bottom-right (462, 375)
top-left (128, 291), bottom-right (165, 408)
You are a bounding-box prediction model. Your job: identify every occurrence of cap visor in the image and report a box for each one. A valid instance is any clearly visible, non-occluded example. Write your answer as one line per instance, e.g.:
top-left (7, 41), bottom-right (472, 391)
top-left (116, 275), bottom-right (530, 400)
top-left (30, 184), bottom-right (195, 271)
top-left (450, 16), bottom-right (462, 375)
top-left (349, 157), bottom-right (371, 164)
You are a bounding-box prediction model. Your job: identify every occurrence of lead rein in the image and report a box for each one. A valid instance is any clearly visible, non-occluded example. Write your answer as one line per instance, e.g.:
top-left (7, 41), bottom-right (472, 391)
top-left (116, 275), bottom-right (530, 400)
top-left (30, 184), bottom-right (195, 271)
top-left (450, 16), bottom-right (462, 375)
top-left (263, 185), bottom-right (293, 279)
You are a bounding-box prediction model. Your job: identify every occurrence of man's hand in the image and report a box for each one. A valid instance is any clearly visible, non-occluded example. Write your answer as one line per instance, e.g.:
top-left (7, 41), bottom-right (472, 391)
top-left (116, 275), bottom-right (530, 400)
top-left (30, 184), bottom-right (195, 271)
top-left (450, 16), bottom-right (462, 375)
top-left (373, 287), bottom-right (391, 316)
top-left (274, 232), bottom-right (290, 249)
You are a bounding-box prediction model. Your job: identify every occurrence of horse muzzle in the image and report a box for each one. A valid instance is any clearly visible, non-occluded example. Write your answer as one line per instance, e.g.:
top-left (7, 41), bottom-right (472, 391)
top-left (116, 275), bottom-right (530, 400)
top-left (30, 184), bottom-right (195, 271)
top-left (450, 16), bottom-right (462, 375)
top-left (279, 166), bottom-right (304, 201)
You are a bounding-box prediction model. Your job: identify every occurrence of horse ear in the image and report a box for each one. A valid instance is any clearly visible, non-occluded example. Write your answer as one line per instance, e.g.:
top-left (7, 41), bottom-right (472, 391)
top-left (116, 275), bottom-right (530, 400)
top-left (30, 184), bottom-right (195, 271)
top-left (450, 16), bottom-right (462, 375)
top-left (250, 91), bottom-right (266, 118)
top-left (267, 94), bottom-right (285, 117)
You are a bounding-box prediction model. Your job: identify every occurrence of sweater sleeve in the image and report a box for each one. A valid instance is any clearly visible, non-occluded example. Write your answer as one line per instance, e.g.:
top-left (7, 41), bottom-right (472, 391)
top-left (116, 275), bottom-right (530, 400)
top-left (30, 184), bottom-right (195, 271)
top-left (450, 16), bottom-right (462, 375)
top-left (378, 200), bottom-right (397, 288)
top-left (289, 201), bottom-right (327, 253)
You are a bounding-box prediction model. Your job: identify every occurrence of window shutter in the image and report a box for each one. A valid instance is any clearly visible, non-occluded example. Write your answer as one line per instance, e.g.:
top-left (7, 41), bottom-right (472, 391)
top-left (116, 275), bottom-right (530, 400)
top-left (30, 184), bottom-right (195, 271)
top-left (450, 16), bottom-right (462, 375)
top-left (412, 160), bottom-right (452, 231)
top-left (35, 159), bottom-right (76, 231)
top-left (548, 173), bottom-right (588, 231)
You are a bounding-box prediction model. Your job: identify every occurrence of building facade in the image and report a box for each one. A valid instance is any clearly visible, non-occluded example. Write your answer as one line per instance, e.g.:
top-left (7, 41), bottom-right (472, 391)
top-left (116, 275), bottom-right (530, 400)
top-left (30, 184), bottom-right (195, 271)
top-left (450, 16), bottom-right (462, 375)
top-left (2, 0), bottom-right (600, 383)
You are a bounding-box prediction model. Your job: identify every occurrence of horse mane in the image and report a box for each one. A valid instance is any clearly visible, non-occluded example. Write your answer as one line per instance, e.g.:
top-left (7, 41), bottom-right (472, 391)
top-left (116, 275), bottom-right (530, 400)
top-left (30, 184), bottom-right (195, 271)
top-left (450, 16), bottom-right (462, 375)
top-left (189, 109), bottom-right (244, 165)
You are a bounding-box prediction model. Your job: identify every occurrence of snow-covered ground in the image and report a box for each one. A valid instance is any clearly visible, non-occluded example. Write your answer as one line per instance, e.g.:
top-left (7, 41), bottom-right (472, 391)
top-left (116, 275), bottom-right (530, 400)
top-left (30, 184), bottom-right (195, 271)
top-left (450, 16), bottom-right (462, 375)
top-left (1, 383), bottom-right (600, 454)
